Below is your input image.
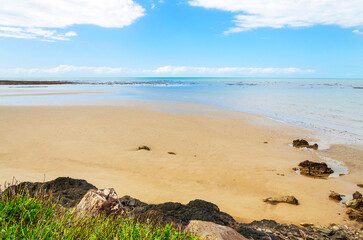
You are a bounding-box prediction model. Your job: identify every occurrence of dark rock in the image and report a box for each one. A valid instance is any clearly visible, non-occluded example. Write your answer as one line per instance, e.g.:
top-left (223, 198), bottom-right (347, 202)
top-left (292, 139), bottom-right (318, 150)
top-left (345, 191), bottom-right (363, 222)
top-left (353, 191), bottom-right (362, 200)
top-left (357, 184), bottom-right (363, 188)
top-left (119, 195), bottom-right (148, 212)
top-left (263, 196), bottom-right (299, 205)
top-left (346, 209), bottom-right (363, 222)
top-left (296, 160), bottom-right (334, 177)
top-left (168, 152), bottom-right (176, 155)
top-left (138, 145), bottom-right (151, 151)
top-left (128, 199), bottom-right (236, 227)
top-left (7, 177), bottom-right (96, 207)
top-left (329, 191), bottom-right (343, 201)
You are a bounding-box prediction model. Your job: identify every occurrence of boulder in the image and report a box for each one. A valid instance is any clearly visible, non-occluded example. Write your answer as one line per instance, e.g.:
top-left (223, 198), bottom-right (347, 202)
top-left (7, 177), bottom-right (96, 207)
top-left (296, 160), bottom-right (334, 177)
top-left (138, 145), bottom-right (150, 151)
top-left (329, 191), bottom-right (343, 201)
top-left (128, 199), bottom-right (236, 227)
top-left (263, 196), bottom-right (299, 205)
top-left (76, 188), bottom-right (125, 216)
top-left (185, 220), bottom-right (248, 240)
top-left (292, 139), bottom-right (318, 150)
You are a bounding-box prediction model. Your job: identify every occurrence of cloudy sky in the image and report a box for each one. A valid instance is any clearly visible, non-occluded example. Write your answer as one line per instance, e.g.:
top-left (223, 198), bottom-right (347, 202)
top-left (0, 0), bottom-right (362, 77)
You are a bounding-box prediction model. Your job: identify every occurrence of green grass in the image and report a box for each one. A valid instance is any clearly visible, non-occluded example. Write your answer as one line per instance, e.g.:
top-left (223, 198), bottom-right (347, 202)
top-left (0, 187), bottom-right (200, 239)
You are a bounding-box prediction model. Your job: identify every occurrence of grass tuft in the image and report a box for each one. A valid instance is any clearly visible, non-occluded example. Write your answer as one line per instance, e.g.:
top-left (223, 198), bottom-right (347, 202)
top-left (0, 185), bottom-right (199, 239)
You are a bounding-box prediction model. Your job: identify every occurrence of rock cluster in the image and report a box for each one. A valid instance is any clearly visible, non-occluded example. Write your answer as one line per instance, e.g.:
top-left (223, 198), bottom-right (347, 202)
top-left (295, 160), bottom-right (334, 177)
top-left (263, 196), bottom-right (299, 205)
top-left (292, 139), bottom-right (318, 150)
top-left (8, 177), bottom-right (363, 240)
top-left (346, 191), bottom-right (363, 222)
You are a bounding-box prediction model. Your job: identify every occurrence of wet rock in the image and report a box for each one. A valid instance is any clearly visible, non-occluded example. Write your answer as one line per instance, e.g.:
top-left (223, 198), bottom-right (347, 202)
top-left (353, 191), bottom-right (362, 200)
top-left (138, 145), bottom-right (150, 151)
top-left (296, 160), bottom-right (334, 177)
top-left (76, 188), bottom-right (125, 216)
top-left (7, 177), bottom-right (96, 207)
top-left (263, 196), bottom-right (299, 205)
top-left (345, 191), bottom-right (363, 222)
top-left (292, 139), bottom-right (318, 150)
top-left (185, 220), bottom-right (248, 240)
top-left (128, 199), bottom-right (236, 227)
top-left (329, 191), bottom-right (343, 201)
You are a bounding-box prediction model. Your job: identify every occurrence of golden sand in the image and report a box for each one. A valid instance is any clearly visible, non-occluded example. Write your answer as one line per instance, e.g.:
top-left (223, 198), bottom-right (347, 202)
top-left (0, 104), bottom-right (362, 226)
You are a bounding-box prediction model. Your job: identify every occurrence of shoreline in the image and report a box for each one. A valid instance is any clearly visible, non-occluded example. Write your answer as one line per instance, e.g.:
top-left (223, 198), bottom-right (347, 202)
top-left (0, 103), bottom-right (362, 226)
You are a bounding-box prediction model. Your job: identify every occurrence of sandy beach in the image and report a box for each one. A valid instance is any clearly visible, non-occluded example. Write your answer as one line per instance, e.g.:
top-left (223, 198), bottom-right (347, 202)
top-left (0, 103), bottom-right (362, 226)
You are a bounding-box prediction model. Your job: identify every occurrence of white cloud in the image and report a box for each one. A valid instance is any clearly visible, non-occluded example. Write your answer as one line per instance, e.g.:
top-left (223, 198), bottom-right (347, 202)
top-left (0, 0), bottom-right (145, 40)
top-left (0, 65), bottom-right (315, 76)
top-left (189, 0), bottom-right (363, 33)
top-left (151, 66), bottom-right (314, 74)
top-left (0, 27), bottom-right (77, 41)
top-left (353, 29), bottom-right (363, 35)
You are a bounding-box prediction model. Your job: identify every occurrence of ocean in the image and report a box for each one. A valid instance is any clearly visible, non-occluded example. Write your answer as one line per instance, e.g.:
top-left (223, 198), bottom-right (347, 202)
top-left (1, 77), bottom-right (362, 144)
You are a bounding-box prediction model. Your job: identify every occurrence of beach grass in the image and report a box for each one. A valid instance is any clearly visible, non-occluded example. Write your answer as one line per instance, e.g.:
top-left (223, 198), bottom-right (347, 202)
top-left (0, 186), bottom-right (199, 240)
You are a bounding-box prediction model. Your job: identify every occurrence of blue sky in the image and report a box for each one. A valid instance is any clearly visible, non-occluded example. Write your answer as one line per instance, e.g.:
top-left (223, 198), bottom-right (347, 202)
top-left (0, 0), bottom-right (362, 78)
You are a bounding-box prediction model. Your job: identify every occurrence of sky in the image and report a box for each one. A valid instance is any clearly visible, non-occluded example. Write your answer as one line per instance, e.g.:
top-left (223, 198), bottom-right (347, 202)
top-left (0, 0), bottom-right (362, 78)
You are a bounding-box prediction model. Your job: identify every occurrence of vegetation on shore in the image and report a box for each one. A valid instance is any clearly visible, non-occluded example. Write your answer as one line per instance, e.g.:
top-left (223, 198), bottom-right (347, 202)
top-left (0, 186), bottom-right (199, 239)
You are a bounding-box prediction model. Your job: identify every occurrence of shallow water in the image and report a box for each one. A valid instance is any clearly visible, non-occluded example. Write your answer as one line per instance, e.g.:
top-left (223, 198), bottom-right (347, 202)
top-left (1, 77), bottom-right (362, 144)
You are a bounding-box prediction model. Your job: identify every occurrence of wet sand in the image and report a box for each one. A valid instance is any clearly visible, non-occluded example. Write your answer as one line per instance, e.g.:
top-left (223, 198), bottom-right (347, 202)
top-left (0, 104), bottom-right (362, 226)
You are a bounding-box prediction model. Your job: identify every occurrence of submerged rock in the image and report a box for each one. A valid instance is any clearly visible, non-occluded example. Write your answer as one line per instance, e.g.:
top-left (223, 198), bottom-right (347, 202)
top-left (329, 191), bottom-right (343, 201)
top-left (292, 139), bottom-right (318, 150)
top-left (185, 220), bottom-right (247, 240)
top-left (296, 160), bottom-right (334, 177)
top-left (263, 196), bottom-right (299, 205)
top-left (76, 188), bottom-right (125, 216)
top-left (7, 177), bottom-right (96, 207)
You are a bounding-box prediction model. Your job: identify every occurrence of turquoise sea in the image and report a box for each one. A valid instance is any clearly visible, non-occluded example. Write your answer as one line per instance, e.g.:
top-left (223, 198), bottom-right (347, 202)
top-left (1, 77), bottom-right (363, 144)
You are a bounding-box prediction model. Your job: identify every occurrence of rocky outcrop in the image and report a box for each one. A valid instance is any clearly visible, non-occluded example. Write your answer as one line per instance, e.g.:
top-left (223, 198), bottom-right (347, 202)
top-left (76, 188), bottom-right (125, 216)
top-left (7, 177), bottom-right (96, 207)
top-left (295, 160), bottom-right (334, 177)
top-left (329, 191), bottom-right (343, 201)
top-left (292, 139), bottom-right (318, 150)
top-left (8, 177), bottom-right (363, 239)
top-left (185, 220), bottom-right (247, 240)
top-left (263, 196), bottom-right (299, 205)
top-left (128, 199), bottom-right (236, 227)
top-left (345, 191), bottom-right (363, 222)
